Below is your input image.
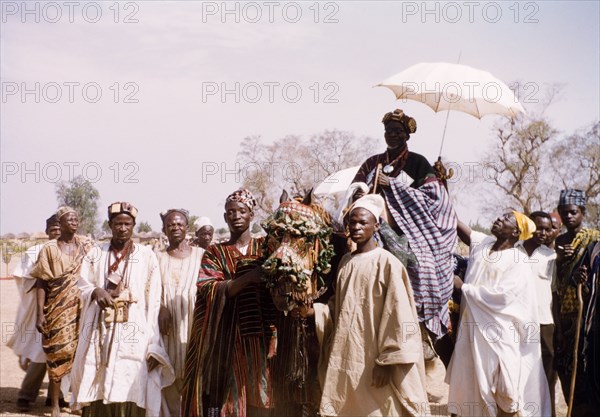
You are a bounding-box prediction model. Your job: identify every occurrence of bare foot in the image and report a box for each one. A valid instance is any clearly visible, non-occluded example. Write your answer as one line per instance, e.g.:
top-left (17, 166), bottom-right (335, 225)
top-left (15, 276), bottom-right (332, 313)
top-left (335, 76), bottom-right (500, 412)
top-left (51, 405), bottom-right (62, 417)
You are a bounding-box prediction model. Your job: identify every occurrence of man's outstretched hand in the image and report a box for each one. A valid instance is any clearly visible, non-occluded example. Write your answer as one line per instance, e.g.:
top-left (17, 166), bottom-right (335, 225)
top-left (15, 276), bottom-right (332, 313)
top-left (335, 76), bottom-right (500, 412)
top-left (372, 364), bottom-right (391, 388)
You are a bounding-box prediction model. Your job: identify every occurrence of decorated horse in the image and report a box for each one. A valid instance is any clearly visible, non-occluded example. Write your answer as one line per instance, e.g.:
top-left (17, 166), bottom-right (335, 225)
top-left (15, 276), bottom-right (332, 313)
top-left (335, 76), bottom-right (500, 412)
top-left (260, 191), bottom-right (335, 417)
top-left (261, 192), bottom-right (335, 312)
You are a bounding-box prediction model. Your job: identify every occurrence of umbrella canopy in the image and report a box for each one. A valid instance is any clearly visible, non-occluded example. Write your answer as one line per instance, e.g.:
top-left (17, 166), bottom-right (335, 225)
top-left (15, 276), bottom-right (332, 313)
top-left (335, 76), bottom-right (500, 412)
top-left (377, 62), bottom-right (525, 119)
top-left (312, 166), bottom-right (360, 230)
top-left (313, 166), bottom-right (360, 198)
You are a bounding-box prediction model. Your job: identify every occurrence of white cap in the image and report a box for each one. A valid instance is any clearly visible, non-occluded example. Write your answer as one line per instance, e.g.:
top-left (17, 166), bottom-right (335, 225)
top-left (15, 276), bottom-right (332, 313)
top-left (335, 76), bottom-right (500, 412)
top-left (349, 194), bottom-right (385, 220)
top-left (194, 216), bottom-right (213, 229)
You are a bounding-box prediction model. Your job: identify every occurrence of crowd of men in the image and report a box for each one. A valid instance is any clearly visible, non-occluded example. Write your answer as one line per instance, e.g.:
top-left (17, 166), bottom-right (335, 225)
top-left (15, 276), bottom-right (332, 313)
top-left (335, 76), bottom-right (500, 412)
top-left (7, 109), bottom-right (600, 417)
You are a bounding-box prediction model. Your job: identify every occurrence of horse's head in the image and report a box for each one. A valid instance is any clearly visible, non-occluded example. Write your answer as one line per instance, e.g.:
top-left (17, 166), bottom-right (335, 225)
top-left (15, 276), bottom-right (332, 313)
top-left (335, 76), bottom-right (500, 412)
top-left (261, 199), bottom-right (334, 312)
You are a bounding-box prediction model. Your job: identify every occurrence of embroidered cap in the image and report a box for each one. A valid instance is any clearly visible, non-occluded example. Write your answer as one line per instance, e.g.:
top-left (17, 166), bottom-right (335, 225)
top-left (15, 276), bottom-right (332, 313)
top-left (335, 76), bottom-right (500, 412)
top-left (558, 189), bottom-right (586, 207)
top-left (382, 109), bottom-right (417, 134)
top-left (225, 188), bottom-right (257, 211)
top-left (56, 206), bottom-right (77, 220)
top-left (108, 202), bottom-right (138, 220)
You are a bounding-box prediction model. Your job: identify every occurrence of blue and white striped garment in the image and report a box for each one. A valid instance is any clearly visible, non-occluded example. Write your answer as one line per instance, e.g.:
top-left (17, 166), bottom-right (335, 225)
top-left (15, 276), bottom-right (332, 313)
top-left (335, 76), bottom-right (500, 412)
top-left (383, 177), bottom-right (458, 339)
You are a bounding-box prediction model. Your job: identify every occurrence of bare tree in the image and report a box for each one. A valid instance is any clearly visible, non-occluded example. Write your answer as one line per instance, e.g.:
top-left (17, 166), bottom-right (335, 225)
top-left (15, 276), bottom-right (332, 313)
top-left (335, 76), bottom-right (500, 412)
top-left (477, 84), bottom-right (599, 226)
top-left (548, 121), bottom-right (600, 226)
top-left (481, 115), bottom-right (557, 215)
top-left (236, 135), bottom-right (278, 216)
top-left (308, 130), bottom-right (378, 177)
top-left (477, 84), bottom-right (562, 215)
top-left (236, 130), bottom-right (378, 220)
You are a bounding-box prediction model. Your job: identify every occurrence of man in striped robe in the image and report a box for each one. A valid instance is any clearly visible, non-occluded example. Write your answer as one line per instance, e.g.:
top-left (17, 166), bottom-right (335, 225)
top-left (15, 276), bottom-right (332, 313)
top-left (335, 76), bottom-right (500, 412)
top-left (182, 189), bottom-right (279, 417)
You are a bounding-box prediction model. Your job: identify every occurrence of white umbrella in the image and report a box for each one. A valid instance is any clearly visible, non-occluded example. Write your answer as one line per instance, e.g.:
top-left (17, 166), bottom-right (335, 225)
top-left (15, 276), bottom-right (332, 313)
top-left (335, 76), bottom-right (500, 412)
top-left (377, 62), bottom-right (526, 158)
top-left (313, 166), bottom-right (360, 197)
top-left (377, 62), bottom-right (525, 119)
top-left (312, 166), bottom-right (360, 230)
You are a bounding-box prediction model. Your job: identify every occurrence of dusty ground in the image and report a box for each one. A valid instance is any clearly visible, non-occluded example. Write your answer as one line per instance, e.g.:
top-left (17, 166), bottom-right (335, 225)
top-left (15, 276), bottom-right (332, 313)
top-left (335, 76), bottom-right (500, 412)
top-left (1, 256), bottom-right (568, 416)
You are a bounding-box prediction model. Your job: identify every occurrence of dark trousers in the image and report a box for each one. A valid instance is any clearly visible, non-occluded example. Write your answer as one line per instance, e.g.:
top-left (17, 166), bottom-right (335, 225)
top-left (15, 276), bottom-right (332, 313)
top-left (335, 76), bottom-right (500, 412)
top-left (556, 314), bottom-right (596, 417)
top-left (17, 361), bottom-right (46, 402)
top-left (541, 323), bottom-right (556, 417)
top-left (82, 401), bottom-right (145, 417)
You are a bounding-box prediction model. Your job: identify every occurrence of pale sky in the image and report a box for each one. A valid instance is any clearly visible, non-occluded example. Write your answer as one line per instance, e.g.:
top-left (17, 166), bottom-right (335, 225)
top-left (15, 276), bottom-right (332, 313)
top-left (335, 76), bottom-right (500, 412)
top-left (1, 1), bottom-right (599, 234)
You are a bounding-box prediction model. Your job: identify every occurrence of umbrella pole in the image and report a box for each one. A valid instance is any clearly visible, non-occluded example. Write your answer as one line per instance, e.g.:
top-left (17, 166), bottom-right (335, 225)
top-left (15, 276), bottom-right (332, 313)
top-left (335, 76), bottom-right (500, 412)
top-left (438, 110), bottom-right (451, 158)
top-left (566, 282), bottom-right (584, 417)
top-left (372, 163), bottom-right (382, 194)
top-left (438, 52), bottom-right (460, 158)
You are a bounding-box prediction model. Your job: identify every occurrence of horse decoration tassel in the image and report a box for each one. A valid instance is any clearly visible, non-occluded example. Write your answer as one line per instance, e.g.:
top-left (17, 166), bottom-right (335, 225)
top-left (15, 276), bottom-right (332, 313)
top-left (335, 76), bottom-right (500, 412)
top-left (261, 199), bottom-right (334, 387)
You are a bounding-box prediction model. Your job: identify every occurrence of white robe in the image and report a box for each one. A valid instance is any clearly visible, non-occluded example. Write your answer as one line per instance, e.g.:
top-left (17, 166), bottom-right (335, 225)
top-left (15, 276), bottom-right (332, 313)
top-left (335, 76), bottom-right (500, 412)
top-left (7, 243), bottom-right (46, 364)
top-left (156, 247), bottom-right (203, 416)
top-left (446, 232), bottom-right (551, 417)
top-left (314, 247), bottom-right (429, 417)
top-left (70, 242), bottom-right (174, 416)
top-left (515, 241), bottom-right (556, 325)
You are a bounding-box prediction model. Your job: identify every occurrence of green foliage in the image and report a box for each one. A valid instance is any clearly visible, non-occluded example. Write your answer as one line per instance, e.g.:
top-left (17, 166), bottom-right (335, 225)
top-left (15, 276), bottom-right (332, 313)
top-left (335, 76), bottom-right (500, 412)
top-left (188, 215), bottom-right (199, 233)
top-left (55, 175), bottom-right (100, 236)
top-left (137, 221), bottom-right (153, 233)
top-left (1, 241), bottom-right (28, 255)
top-left (215, 227), bottom-right (228, 235)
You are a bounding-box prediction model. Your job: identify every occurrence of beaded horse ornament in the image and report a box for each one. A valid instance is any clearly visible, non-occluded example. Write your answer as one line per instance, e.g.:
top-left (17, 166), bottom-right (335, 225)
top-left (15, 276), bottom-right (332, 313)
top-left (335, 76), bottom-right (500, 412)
top-left (261, 197), bottom-right (334, 313)
top-left (261, 195), bottom-right (334, 389)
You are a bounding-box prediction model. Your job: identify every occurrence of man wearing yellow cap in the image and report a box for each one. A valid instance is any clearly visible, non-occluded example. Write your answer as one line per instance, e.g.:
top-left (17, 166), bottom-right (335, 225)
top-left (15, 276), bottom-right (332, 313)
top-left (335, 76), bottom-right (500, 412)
top-left (517, 211), bottom-right (558, 416)
top-left (446, 212), bottom-right (551, 417)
